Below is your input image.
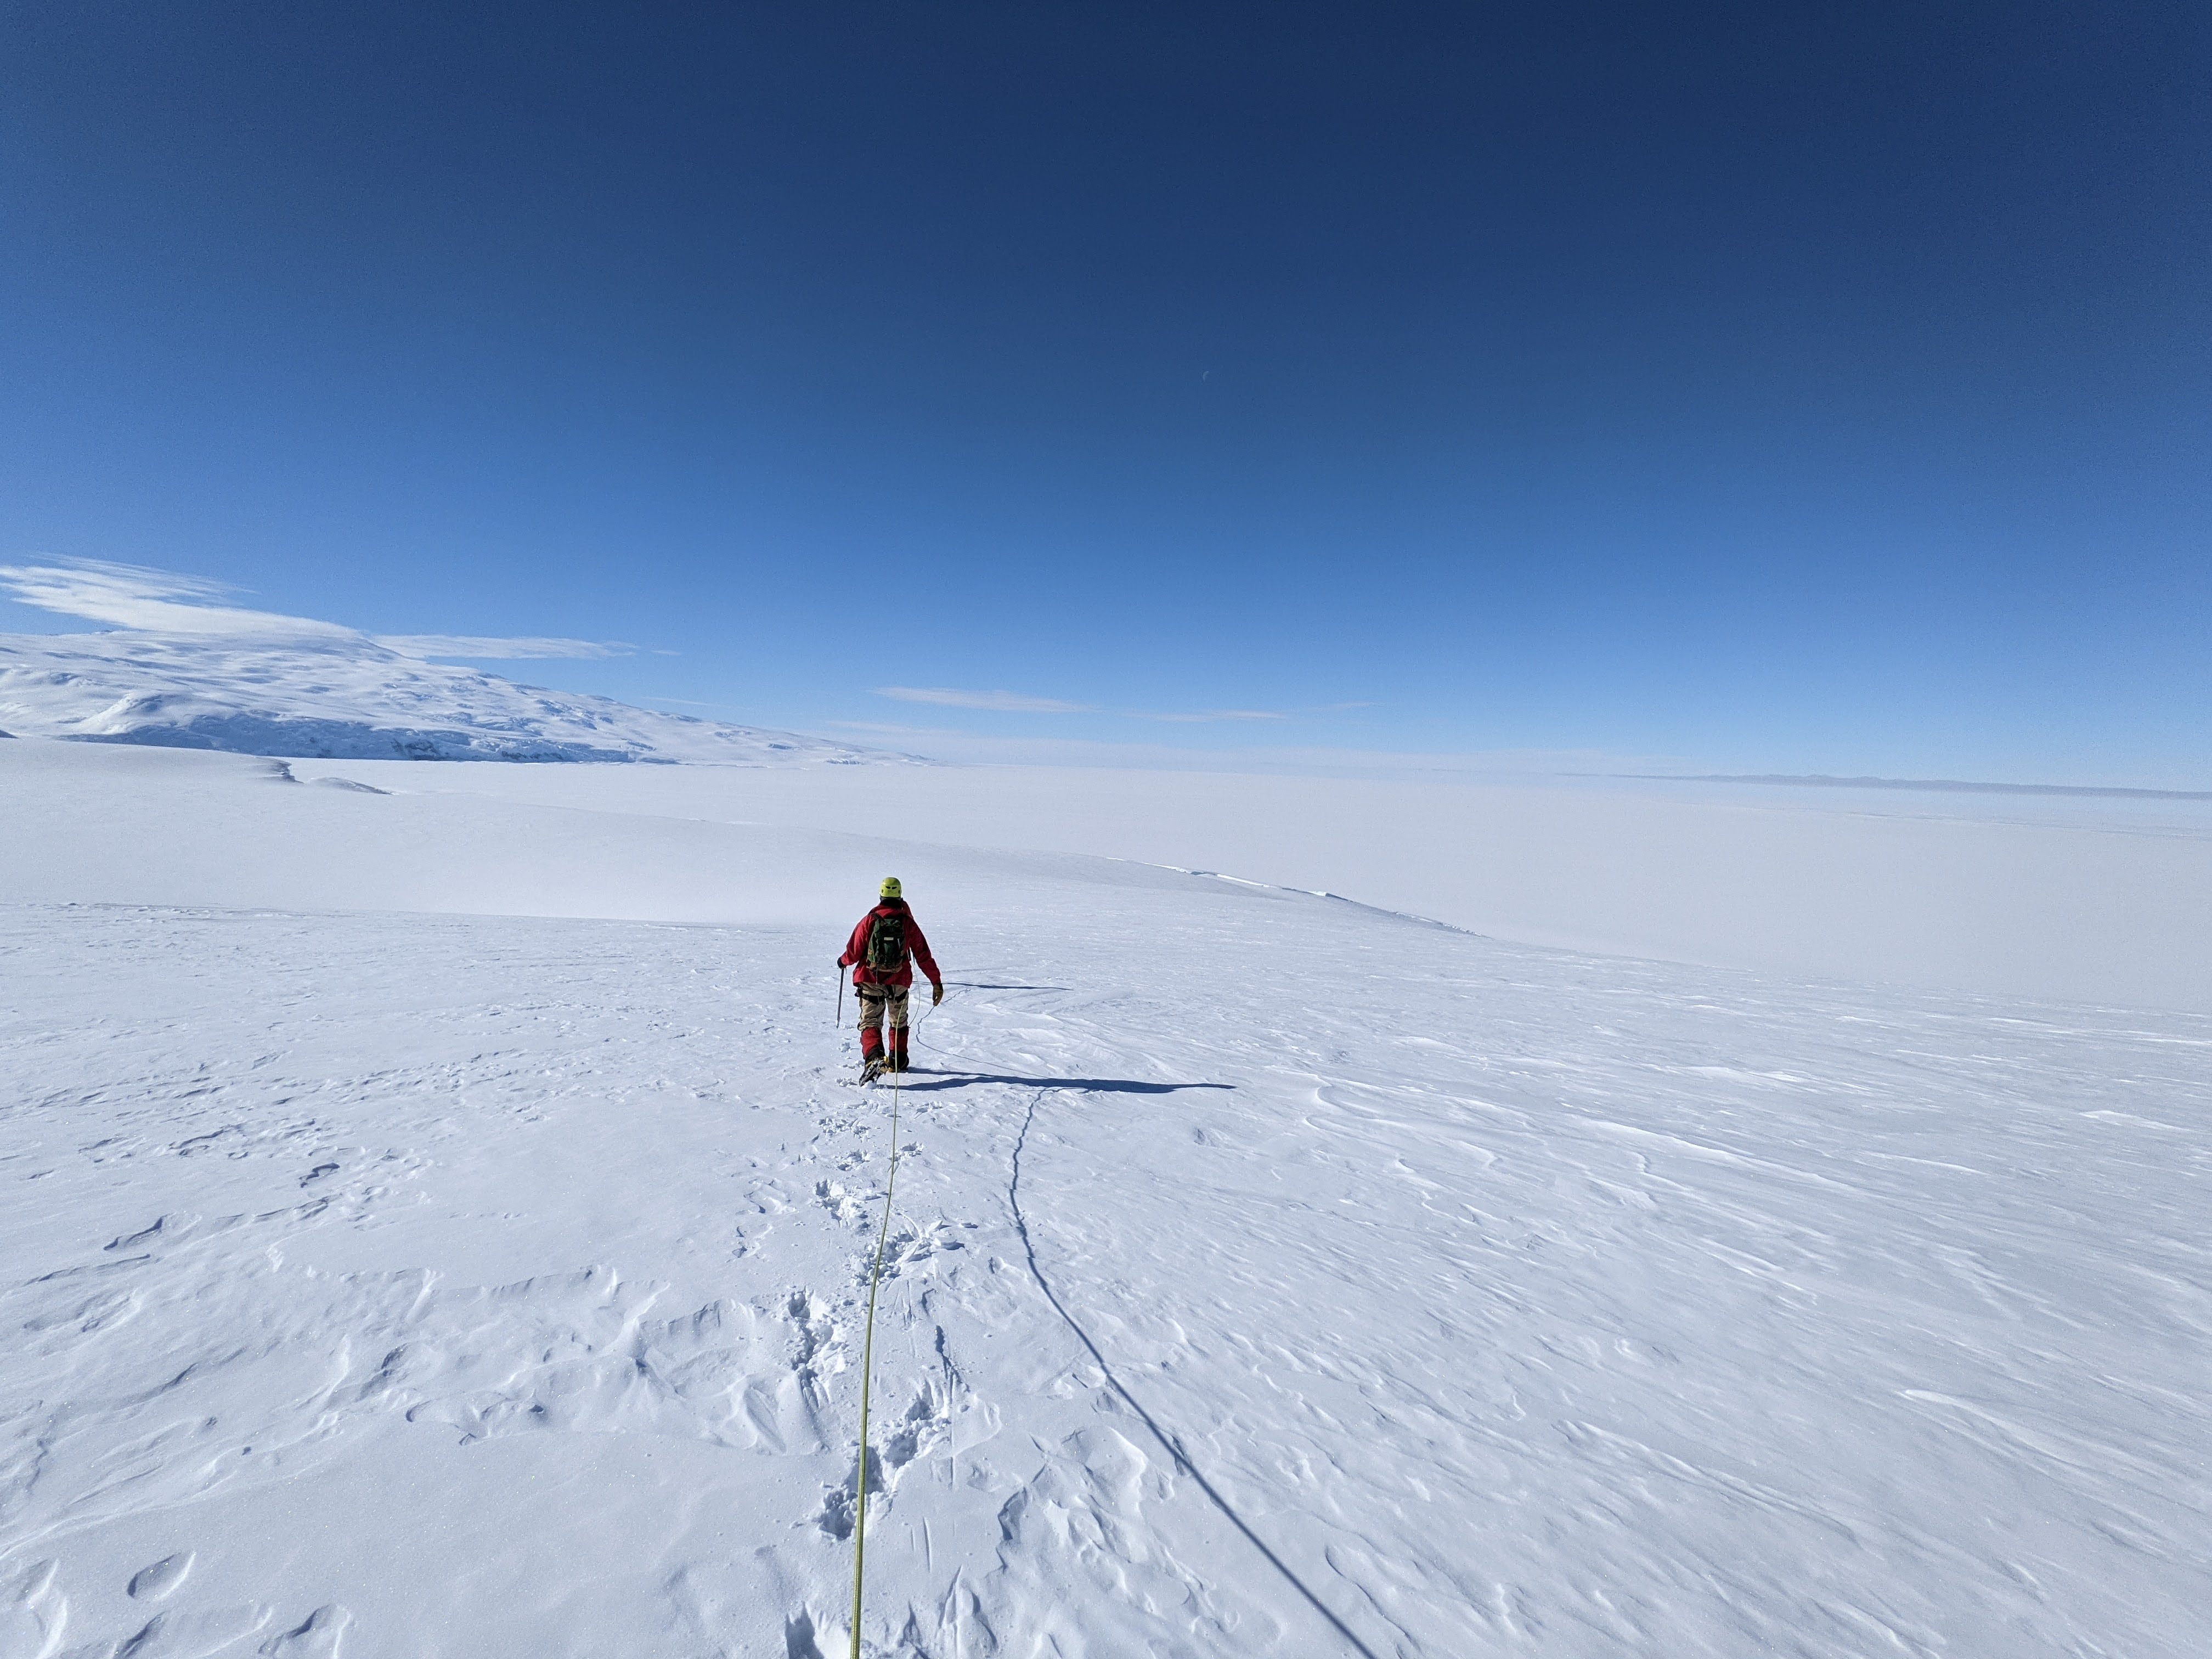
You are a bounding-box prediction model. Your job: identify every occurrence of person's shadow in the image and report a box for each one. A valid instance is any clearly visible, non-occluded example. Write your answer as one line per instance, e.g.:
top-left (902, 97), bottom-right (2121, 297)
top-left (897, 1070), bottom-right (1230, 1095)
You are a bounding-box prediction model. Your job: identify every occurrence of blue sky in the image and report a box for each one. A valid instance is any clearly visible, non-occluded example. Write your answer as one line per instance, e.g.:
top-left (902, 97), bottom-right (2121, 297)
top-left (3, 2), bottom-right (2207, 782)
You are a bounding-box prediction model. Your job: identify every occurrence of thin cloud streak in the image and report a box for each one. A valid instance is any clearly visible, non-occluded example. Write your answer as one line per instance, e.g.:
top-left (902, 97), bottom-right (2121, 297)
top-left (878, 685), bottom-right (1096, 713)
top-left (1, 558), bottom-right (635, 659)
top-left (376, 634), bottom-right (634, 660)
top-left (872, 685), bottom-right (1375, 723)
top-left (820, 720), bottom-right (1680, 776)
top-left (1135, 709), bottom-right (1288, 723)
top-left (0, 558), bottom-right (352, 640)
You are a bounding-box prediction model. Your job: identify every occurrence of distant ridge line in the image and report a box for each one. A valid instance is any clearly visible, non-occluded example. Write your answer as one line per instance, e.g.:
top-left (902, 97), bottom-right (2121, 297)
top-left (1613, 772), bottom-right (2212, 802)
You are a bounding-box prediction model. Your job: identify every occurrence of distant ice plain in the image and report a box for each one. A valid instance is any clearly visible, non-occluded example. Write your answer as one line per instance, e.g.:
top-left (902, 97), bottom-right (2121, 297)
top-left (7, 738), bottom-right (2207, 1011)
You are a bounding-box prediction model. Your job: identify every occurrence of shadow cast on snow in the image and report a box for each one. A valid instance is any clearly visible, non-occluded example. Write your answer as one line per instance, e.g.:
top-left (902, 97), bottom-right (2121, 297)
top-left (898, 1070), bottom-right (1231, 1095)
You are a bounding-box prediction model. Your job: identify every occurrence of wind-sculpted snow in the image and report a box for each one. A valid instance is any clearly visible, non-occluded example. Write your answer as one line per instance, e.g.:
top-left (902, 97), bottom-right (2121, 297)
top-left (2, 756), bottom-right (2207, 1655)
top-left (0, 631), bottom-right (891, 764)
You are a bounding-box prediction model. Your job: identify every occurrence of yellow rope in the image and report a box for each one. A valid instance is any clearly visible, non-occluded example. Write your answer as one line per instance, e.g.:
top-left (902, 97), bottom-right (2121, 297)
top-left (847, 1006), bottom-right (908, 1659)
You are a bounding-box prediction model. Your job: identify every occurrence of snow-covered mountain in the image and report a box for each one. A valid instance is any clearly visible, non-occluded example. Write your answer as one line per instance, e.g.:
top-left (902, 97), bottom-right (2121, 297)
top-left (0, 630), bottom-right (892, 764)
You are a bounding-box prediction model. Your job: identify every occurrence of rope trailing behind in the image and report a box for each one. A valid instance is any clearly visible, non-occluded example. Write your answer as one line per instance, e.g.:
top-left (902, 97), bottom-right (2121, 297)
top-left (847, 1003), bottom-right (918, 1659)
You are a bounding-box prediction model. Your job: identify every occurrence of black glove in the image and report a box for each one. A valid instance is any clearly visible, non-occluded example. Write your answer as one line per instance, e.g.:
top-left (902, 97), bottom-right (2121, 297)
top-left (931, 982), bottom-right (945, 1006)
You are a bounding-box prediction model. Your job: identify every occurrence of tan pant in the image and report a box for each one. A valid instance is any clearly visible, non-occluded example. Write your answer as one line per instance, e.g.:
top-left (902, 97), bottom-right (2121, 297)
top-left (857, 984), bottom-right (911, 1034)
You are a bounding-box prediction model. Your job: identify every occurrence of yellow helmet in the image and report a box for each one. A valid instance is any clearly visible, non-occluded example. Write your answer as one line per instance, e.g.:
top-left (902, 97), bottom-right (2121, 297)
top-left (879, 876), bottom-right (902, 898)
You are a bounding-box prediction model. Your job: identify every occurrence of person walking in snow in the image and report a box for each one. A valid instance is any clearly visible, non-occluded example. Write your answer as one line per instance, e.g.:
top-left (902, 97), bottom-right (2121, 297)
top-left (839, 877), bottom-right (943, 1082)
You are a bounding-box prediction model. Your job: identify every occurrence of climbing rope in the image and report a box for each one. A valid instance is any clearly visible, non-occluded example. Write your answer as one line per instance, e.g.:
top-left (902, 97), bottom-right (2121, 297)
top-left (847, 984), bottom-right (1369, 1655)
top-left (846, 997), bottom-right (927, 1659)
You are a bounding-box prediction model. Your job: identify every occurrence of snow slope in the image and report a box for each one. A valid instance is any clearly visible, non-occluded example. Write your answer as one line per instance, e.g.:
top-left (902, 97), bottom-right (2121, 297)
top-left (0, 630), bottom-right (889, 765)
top-left (2, 742), bottom-right (2207, 1658)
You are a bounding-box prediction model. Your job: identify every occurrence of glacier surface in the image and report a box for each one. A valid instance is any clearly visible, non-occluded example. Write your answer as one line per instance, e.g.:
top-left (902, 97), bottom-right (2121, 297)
top-left (1, 741), bottom-right (2205, 1658)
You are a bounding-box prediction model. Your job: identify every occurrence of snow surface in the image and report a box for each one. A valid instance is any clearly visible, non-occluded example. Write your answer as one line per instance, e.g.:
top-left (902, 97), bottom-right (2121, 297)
top-left (14, 738), bottom-right (2203, 1011)
top-left (0, 631), bottom-right (890, 765)
top-left (3, 741), bottom-right (2208, 1658)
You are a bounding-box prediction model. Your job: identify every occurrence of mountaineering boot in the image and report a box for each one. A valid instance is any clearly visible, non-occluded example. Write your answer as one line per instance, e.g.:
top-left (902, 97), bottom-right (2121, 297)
top-left (859, 1025), bottom-right (884, 1081)
top-left (890, 1028), bottom-right (911, 1072)
top-left (860, 1054), bottom-right (887, 1084)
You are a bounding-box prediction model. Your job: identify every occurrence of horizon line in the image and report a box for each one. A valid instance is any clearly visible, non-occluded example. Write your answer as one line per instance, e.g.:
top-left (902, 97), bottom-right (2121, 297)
top-left (1608, 772), bottom-right (2212, 802)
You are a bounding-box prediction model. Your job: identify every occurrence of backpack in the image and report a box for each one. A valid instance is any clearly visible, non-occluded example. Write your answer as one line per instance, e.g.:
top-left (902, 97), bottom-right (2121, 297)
top-left (864, 908), bottom-right (908, 973)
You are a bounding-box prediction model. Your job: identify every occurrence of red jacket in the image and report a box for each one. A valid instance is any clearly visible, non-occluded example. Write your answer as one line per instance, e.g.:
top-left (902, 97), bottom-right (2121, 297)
top-left (839, 900), bottom-right (940, 990)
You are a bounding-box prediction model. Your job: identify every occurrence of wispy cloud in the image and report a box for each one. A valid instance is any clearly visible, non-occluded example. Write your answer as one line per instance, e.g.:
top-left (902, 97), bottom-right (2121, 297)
top-left (376, 634), bottom-right (634, 660)
top-left (871, 684), bottom-right (1381, 724)
top-left (877, 686), bottom-right (1096, 713)
top-left (819, 721), bottom-right (1679, 776)
top-left (1, 558), bottom-right (635, 659)
top-left (1135, 700), bottom-right (1381, 722)
top-left (1134, 708), bottom-right (1289, 723)
top-left (0, 558), bottom-right (353, 640)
